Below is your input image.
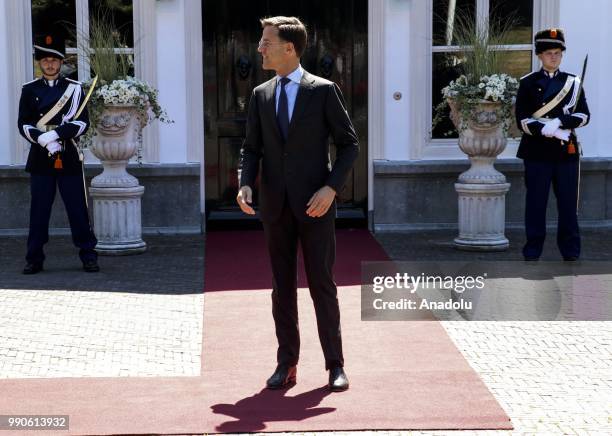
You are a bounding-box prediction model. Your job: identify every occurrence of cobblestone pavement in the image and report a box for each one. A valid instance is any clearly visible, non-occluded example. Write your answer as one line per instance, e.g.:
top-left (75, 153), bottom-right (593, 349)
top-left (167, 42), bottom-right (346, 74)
top-left (1, 229), bottom-right (611, 435)
top-left (375, 229), bottom-right (612, 435)
top-left (430, 321), bottom-right (612, 435)
top-left (0, 289), bottom-right (203, 377)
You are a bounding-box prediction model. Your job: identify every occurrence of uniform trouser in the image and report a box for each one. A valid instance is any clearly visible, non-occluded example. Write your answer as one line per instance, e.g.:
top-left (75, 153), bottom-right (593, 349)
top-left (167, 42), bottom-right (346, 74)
top-left (26, 173), bottom-right (98, 264)
top-left (262, 198), bottom-right (344, 371)
top-left (523, 159), bottom-right (580, 259)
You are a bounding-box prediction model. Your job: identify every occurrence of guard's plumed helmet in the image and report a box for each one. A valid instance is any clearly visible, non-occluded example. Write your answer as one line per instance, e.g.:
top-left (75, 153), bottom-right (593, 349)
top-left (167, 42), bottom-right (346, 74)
top-left (34, 33), bottom-right (66, 61)
top-left (534, 28), bottom-right (566, 54)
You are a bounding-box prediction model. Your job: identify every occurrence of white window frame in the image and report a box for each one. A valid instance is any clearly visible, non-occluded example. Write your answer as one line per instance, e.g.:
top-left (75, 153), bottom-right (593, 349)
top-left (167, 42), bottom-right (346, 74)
top-left (408, 0), bottom-right (560, 160)
top-left (75, 0), bottom-right (162, 164)
top-left (72, 0), bottom-right (135, 81)
top-left (6, 0), bottom-right (158, 165)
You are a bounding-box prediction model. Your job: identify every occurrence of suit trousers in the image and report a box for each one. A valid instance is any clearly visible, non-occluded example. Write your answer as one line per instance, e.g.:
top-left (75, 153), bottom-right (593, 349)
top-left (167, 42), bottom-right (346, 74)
top-left (523, 159), bottom-right (580, 259)
top-left (27, 173), bottom-right (98, 264)
top-left (262, 197), bottom-right (344, 370)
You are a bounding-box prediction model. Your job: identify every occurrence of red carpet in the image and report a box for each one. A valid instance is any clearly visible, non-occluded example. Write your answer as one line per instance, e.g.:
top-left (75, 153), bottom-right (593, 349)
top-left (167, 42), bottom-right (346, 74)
top-left (200, 285), bottom-right (513, 432)
top-left (0, 228), bottom-right (512, 434)
top-left (204, 228), bottom-right (388, 291)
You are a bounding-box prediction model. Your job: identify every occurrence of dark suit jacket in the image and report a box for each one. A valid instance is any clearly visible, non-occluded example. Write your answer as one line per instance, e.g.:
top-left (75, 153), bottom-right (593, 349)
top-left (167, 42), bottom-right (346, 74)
top-left (18, 76), bottom-right (90, 175)
top-left (239, 70), bottom-right (359, 223)
top-left (515, 69), bottom-right (590, 162)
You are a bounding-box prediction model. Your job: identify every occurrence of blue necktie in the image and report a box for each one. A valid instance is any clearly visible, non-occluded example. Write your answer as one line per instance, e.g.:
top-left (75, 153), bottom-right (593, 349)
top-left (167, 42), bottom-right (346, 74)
top-left (277, 77), bottom-right (291, 141)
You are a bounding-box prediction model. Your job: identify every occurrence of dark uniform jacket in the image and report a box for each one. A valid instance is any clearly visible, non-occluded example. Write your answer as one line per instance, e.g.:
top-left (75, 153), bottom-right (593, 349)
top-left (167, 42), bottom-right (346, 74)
top-left (515, 69), bottom-right (590, 162)
top-left (239, 70), bottom-right (359, 223)
top-left (17, 76), bottom-right (90, 175)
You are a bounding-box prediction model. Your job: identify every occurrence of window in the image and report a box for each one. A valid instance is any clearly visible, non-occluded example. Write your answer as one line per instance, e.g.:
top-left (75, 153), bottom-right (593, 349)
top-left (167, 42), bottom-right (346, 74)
top-left (431, 0), bottom-right (534, 140)
top-left (31, 0), bottom-right (78, 79)
top-left (30, 0), bottom-right (134, 81)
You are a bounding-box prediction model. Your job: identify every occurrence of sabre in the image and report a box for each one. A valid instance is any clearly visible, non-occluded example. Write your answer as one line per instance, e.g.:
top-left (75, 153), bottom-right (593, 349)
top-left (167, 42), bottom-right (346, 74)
top-left (571, 55), bottom-right (588, 212)
top-left (74, 75), bottom-right (99, 211)
top-left (49, 75), bottom-right (99, 163)
top-left (572, 55), bottom-right (588, 115)
top-left (51, 76), bottom-right (99, 209)
top-left (75, 75), bottom-right (98, 120)
top-left (72, 75), bottom-right (99, 161)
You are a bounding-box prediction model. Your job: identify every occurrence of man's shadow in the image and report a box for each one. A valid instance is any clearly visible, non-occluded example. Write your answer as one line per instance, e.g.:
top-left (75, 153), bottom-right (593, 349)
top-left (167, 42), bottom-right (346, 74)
top-left (211, 385), bottom-right (335, 432)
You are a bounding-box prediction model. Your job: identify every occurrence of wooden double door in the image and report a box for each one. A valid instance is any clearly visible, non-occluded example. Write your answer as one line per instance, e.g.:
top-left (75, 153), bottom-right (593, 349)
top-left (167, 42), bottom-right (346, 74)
top-left (203, 0), bottom-right (367, 221)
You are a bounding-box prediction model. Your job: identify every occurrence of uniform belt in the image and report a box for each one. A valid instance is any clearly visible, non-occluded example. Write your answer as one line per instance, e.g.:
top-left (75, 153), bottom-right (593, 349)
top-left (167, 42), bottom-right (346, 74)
top-left (41, 125), bottom-right (58, 132)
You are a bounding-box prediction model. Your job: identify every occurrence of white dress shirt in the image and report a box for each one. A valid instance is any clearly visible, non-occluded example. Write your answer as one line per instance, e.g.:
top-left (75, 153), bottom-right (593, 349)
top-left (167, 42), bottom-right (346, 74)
top-left (275, 65), bottom-right (304, 122)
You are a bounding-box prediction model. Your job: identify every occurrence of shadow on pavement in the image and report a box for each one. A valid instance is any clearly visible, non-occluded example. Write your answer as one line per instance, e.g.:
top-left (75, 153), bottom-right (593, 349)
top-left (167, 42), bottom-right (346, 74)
top-left (0, 234), bottom-right (204, 294)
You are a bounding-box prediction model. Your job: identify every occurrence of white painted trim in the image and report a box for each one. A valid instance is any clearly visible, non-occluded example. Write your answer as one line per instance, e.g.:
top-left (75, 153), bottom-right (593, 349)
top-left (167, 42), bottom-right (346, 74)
top-left (476, 0), bottom-right (489, 38)
top-left (368, 0), bottom-right (385, 216)
top-left (418, 0), bottom-right (552, 160)
top-left (409, 0), bottom-right (430, 160)
top-left (184, 0), bottom-right (203, 165)
top-left (183, 0), bottom-right (205, 219)
top-left (75, 0), bottom-right (90, 81)
top-left (534, 0), bottom-right (561, 30)
top-left (6, 0), bottom-right (33, 165)
top-left (532, 0), bottom-right (561, 71)
top-left (134, 0), bottom-right (160, 163)
top-left (432, 44), bottom-right (533, 52)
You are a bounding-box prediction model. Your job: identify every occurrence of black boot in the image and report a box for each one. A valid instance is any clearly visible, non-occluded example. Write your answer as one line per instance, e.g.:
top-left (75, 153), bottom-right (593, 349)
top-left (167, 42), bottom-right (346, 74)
top-left (82, 259), bottom-right (100, 272)
top-left (328, 366), bottom-right (349, 392)
top-left (266, 365), bottom-right (297, 389)
top-left (23, 262), bottom-right (43, 275)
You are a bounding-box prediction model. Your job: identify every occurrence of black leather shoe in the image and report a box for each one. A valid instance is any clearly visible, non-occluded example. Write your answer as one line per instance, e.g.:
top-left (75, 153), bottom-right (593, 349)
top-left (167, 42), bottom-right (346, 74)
top-left (23, 263), bottom-right (43, 275)
top-left (328, 366), bottom-right (349, 392)
top-left (266, 365), bottom-right (297, 389)
top-left (524, 256), bottom-right (539, 261)
top-left (82, 259), bottom-right (100, 272)
top-left (563, 256), bottom-right (579, 261)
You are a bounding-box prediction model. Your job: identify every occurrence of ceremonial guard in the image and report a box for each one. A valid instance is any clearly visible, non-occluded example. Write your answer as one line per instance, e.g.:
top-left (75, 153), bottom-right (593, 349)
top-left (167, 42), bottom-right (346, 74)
top-left (17, 34), bottom-right (99, 274)
top-left (515, 28), bottom-right (590, 261)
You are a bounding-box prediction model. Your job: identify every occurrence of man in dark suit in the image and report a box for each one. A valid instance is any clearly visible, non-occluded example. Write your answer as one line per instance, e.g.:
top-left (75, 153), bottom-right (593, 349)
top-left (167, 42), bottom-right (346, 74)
top-left (17, 34), bottom-right (99, 274)
top-left (515, 28), bottom-right (590, 261)
top-left (237, 16), bottom-right (359, 392)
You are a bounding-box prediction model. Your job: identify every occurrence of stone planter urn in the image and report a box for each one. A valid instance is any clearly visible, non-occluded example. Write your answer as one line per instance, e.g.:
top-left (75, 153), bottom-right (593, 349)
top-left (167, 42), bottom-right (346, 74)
top-left (448, 98), bottom-right (510, 251)
top-left (88, 104), bottom-right (146, 255)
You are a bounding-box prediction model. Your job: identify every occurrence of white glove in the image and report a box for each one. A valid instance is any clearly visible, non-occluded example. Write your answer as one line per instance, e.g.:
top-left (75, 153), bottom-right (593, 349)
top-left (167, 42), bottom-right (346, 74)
top-left (541, 118), bottom-right (561, 137)
top-left (37, 130), bottom-right (59, 147)
top-left (46, 141), bottom-right (62, 154)
top-left (552, 128), bottom-right (571, 142)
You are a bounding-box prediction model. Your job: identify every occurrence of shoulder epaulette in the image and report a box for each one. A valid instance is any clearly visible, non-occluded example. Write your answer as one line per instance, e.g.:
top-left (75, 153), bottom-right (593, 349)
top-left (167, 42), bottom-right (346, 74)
top-left (520, 71), bottom-right (537, 80)
top-left (22, 78), bottom-right (41, 87)
top-left (66, 78), bottom-right (82, 85)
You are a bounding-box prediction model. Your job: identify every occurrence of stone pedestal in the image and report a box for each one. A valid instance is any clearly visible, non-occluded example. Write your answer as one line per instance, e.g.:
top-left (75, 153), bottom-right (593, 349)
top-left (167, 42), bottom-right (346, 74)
top-left (89, 186), bottom-right (146, 254)
top-left (449, 98), bottom-right (511, 251)
top-left (88, 104), bottom-right (146, 255)
top-left (454, 182), bottom-right (510, 251)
